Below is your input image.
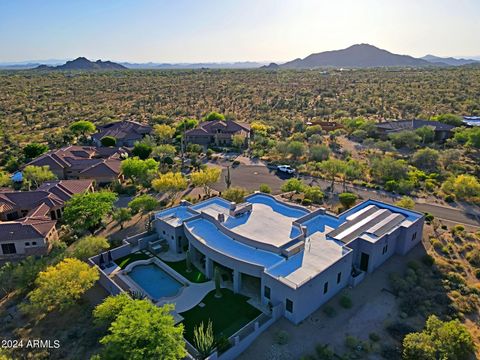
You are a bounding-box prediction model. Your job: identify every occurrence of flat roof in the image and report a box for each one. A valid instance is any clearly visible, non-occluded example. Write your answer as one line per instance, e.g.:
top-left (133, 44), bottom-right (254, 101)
top-left (185, 217), bottom-right (285, 269)
top-left (156, 205), bottom-right (197, 227)
top-left (223, 202), bottom-right (303, 248)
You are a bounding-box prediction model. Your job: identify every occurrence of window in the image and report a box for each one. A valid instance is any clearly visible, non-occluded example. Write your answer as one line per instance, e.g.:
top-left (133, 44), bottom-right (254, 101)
top-left (412, 232), bottom-right (417, 241)
top-left (323, 282), bottom-right (329, 294)
top-left (1, 243), bottom-right (16, 255)
top-left (382, 244), bottom-right (388, 254)
top-left (286, 298), bottom-right (293, 313)
top-left (264, 286), bottom-right (271, 299)
top-left (25, 242), bottom-right (30, 246)
top-left (171, 235), bottom-right (174, 240)
top-left (337, 272), bottom-right (342, 284)
top-left (163, 230), bottom-right (166, 235)
top-left (32, 242), bottom-right (37, 246)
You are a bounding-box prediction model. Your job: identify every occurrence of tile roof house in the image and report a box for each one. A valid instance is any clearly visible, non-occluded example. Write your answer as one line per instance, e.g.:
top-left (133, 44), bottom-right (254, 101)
top-left (185, 120), bottom-right (251, 148)
top-left (25, 146), bottom-right (126, 185)
top-left (92, 120), bottom-right (152, 147)
top-left (375, 119), bottom-right (456, 141)
top-left (0, 180), bottom-right (93, 261)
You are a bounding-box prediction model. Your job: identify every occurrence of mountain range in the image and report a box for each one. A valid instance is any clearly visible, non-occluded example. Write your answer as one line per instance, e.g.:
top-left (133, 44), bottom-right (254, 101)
top-left (1, 45), bottom-right (479, 70)
top-left (276, 44), bottom-right (479, 69)
top-left (35, 57), bottom-right (127, 71)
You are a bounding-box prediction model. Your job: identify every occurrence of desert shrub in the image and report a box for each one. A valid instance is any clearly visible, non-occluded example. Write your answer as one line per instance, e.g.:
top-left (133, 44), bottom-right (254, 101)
top-left (345, 335), bottom-right (359, 350)
top-left (274, 330), bottom-right (289, 345)
top-left (421, 254), bottom-right (435, 267)
top-left (315, 344), bottom-right (334, 359)
top-left (259, 183), bottom-right (271, 193)
top-left (369, 332), bottom-right (380, 342)
top-left (424, 213), bottom-right (434, 222)
top-left (386, 322), bottom-right (415, 341)
top-left (302, 198), bottom-right (312, 206)
top-left (322, 305), bottom-right (336, 317)
top-left (339, 295), bottom-right (352, 309)
top-left (466, 249), bottom-right (480, 267)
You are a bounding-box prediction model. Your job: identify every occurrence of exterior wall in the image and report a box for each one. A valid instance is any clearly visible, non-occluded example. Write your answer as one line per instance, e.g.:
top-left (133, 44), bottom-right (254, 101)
top-left (154, 220), bottom-right (186, 253)
top-left (395, 218), bottom-right (424, 255)
top-left (185, 228), bottom-right (265, 278)
top-left (0, 228), bottom-right (56, 259)
top-left (262, 250), bottom-right (353, 324)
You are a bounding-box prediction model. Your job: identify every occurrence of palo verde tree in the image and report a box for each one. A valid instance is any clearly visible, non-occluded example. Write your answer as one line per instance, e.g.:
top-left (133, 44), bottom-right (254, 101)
top-left (22, 258), bottom-right (99, 315)
top-left (191, 167), bottom-right (222, 196)
top-left (68, 236), bottom-right (110, 260)
top-left (120, 157), bottom-right (159, 186)
top-left (151, 172), bottom-right (188, 202)
top-left (63, 190), bottom-right (118, 234)
top-left (128, 194), bottom-right (158, 214)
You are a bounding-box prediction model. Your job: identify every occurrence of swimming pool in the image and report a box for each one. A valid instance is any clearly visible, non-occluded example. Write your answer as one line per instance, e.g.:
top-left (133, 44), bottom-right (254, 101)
top-left (127, 263), bottom-right (183, 300)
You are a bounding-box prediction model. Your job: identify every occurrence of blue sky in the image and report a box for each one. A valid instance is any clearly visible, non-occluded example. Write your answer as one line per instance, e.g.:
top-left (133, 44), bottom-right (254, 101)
top-left (1, 0), bottom-right (479, 63)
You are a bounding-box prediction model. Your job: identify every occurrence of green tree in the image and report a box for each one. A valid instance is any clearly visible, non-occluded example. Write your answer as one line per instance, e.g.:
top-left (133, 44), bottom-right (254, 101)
top-left (415, 126), bottom-right (435, 144)
top-left (22, 258), bottom-right (99, 314)
top-left (281, 178), bottom-right (304, 193)
top-left (442, 174), bottom-right (480, 201)
top-left (370, 157), bottom-right (408, 184)
top-left (69, 236), bottom-right (110, 260)
top-left (132, 142), bottom-right (153, 160)
top-left (411, 148), bottom-right (440, 173)
top-left (339, 192), bottom-right (357, 209)
top-left (97, 300), bottom-right (186, 360)
top-left (151, 172), bottom-right (188, 201)
top-left (128, 194), bottom-right (158, 214)
top-left (403, 315), bottom-right (474, 360)
top-left (223, 187), bottom-right (247, 203)
top-left (191, 167), bottom-right (221, 196)
top-left (194, 320), bottom-right (215, 359)
top-left (395, 196), bottom-right (415, 210)
top-left (121, 157), bottom-right (158, 185)
top-left (287, 141), bottom-right (305, 159)
top-left (319, 159), bottom-right (346, 192)
top-left (22, 165), bottom-right (56, 190)
top-left (342, 159), bottom-right (363, 191)
top-left (432, 113), bottom-right (464, 127)
top-left (63, 191), bottom-right (118, 234)
top-left (309, 144), bottom-right (330, 162)
top-left (112, 208), bottom-right (132, 229)
top-left (204, 112), bottom-right (225, 121)
top-left (70, 120), bottom-right (96, 140)
top-left (101, 136), bottom-right (117, 147)
top-left (389, 130), bottom-right (421, 150)
top-left (23, 143), bottom-right (49, 160)
top-left (93, 293), bottom-right (132, 326)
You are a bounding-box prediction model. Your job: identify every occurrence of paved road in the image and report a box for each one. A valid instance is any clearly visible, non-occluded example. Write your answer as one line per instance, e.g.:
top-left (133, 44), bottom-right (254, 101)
top-left (212, 164), bottom-right (480, 227)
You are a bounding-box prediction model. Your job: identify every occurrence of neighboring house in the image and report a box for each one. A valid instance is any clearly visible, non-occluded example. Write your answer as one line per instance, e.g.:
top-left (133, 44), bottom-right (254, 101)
top-left (0, 217), bottom-right (58, 260)
top-left (150, 193), bottom-right (423, 324)
top-left (25, 146), bottom-right (126, 185)
top-left (0, 179), bottom-right (93, 261)
top-left (307, 120), bottom-right (344, 132)
top-left (0, 180), bottom-right (94, 221)
top-left (185, 120), bottom-right (251, 148)
top-left (92, 120), bottom-right (152, 147)
top-left (375, 119), bottom-right (456, 141)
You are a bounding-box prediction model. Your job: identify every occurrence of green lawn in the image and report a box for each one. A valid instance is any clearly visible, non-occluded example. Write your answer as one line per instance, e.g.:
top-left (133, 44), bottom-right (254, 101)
top-left (114, 252), bottom-right (151, 269)
top-left (180, 289), bottom-right (261, 344)
top-left (163, 259), bottom-right (208, 283)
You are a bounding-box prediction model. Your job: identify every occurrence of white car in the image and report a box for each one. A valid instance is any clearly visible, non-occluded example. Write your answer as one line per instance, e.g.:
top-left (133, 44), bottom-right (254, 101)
top-left (277, 165), bottom-right (295, 174)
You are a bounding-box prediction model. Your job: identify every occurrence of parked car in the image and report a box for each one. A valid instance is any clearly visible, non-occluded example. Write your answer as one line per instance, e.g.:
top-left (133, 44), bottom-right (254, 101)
top-left (277, 165), bottom-right (295, 174)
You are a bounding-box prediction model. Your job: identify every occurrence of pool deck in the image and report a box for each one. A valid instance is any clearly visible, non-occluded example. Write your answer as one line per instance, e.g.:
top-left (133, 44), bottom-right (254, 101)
top-left (157, 280), bottom-right (215, 312)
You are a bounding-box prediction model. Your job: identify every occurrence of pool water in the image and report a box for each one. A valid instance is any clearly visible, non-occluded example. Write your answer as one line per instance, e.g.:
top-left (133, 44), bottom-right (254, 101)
top-left (128, 263), bottom-right (183, 300)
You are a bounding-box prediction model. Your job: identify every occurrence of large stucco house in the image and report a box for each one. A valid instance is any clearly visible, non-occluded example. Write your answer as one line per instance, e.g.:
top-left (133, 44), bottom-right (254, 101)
top-left (153, 193), bottom-right (424, 324)
top-left (92, 120), bottom-right (152, 147)
top-left (185, 120), bottom-right (251, 148)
